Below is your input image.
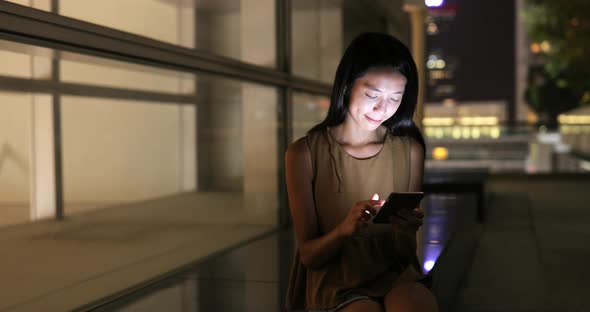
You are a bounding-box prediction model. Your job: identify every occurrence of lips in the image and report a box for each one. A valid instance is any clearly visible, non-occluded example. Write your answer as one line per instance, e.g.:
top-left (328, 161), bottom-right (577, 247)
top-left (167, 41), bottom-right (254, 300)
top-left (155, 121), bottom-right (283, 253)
top-left (365, 115), bottom-right (382, 124)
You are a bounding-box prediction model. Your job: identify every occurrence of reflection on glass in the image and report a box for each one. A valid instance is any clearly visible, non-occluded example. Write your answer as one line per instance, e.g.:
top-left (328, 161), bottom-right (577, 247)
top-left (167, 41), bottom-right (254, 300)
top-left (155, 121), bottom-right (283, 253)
top-left (291, 0), bottom-right (343, 83)
top-left (0, 39), bottom-right (52, 227)
top-left (292, 92), bottom-right (329, 141)
top-left (61, 97), bottom-right (186, 213)
top-left (419, 194), bottom-right (458, 273)
top-left (61, 76), bottom-right (279, 226)
top-left (196, 76), bottom-right (280, 225)
top-left (0, 93), bottom-right (31, 227)
top-left (60, 52), bottom-right (195, 94)
top-left (4, 0), bottom-right (50, 11)
top-left (0, 39), bottom-right (53, 79)
top-left (58, 0), bottom-right (276, 67)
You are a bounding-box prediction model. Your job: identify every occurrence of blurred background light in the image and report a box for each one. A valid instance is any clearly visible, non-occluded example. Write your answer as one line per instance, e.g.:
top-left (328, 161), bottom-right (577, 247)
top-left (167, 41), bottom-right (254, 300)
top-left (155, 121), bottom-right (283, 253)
top-left (433, 147), bottom-right (449, 160)
top-left (425, 0), bottom-right (444, 8)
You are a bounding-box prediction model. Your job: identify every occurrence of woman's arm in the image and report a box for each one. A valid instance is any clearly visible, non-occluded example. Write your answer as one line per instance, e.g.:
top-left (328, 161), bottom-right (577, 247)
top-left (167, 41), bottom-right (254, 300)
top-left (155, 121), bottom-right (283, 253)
top-left (287, 137), bottom-right (388, 269)
top-left (285, 138), bottom-right (349, 270)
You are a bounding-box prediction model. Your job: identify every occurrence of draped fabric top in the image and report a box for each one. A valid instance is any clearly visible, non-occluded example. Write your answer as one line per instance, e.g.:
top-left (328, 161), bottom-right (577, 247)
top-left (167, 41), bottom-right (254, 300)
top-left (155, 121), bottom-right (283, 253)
top-left (285, 128), bottom-right (424, 311)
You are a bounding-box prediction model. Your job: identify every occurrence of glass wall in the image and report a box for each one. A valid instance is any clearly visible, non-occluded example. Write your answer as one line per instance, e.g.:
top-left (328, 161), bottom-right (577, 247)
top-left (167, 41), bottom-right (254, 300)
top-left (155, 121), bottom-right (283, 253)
top-left (57, 0), bottom-right (276, 67)
top-left (0, 39), bottom-right (52, 226)
top-left (291, 0), bottom-right (343, 83)
top-left (0, 92), bottom-right (31, 227)
top-left (0, 0), bottom-right (410, 228)
top-left (0, 40), bottom-right (280, 227)
top-left (292, 92), bottom-right (330, 141)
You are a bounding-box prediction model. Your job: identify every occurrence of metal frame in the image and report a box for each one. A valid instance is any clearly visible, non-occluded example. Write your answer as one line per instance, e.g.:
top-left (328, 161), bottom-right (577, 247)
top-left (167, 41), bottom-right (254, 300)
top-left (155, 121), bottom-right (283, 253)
top-left (277, 0), bottom-right (293, 228)
top-left (48, 0), bottom-right (64, 221)
top-left (0, 76), bottom-right (196, 104)
top-left (0, 1), bottom-right (331, 95)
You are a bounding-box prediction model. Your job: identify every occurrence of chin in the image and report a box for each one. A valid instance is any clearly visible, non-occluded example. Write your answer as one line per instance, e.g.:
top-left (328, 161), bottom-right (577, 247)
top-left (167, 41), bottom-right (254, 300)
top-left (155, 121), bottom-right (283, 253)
top-left (363, 122), bottom-right (382, 131)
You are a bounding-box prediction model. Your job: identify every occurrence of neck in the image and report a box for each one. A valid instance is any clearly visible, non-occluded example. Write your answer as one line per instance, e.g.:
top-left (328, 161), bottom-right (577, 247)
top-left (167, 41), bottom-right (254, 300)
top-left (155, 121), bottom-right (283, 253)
top-left (331, 120), bottom-right (386, 146)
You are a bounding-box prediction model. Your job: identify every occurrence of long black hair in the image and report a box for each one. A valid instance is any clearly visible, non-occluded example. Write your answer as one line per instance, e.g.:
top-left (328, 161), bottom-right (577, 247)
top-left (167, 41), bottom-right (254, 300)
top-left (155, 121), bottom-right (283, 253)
top-left (309, 32), bottom-right (425, 151)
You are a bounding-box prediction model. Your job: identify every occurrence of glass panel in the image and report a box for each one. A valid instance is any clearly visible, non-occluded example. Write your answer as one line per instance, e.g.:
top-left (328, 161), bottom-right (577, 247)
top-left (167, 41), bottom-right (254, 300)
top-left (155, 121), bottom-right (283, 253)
top-left (60, 52), bottom-right (194, 94)
top-left (62, 75), bottom-right (280, 226)
top-left (0, 38), bottom-right (281, 227)
top-left (195, 76), bottom-right (280, 225)
top-left (58, 0), bottom-right (276, 67)
top-left (0, 93), bottom-right (31, 228)
top-left (291, 0), bottom-right (343, 83)
top-left (0, 40), bottom-right (53, 79)
top-left (291, 0), bottom-right (406, 83)
top-left (292, 92), bottom-right (329, 142)
top-left (4, 0), bottom-right (51, 12)
top-left (0, 40), bottom-right (49, 227)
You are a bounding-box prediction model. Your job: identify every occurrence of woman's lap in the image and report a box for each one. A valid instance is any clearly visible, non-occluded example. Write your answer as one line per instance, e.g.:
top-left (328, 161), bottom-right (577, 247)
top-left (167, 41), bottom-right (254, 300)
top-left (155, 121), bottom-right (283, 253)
top-left (384, 282), bottom-right (439, 312)
top-left (307, 293), bottom-right (382, 312)
top-left (304, 282), bottom-right (438, 312)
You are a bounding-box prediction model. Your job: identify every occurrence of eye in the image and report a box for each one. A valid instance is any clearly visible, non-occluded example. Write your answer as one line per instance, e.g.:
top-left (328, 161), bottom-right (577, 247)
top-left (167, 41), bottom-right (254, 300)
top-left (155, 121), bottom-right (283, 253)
top-left (365, 93), bottom-right (378, 99)
top-left (391, 98), bottom-right (401, 102)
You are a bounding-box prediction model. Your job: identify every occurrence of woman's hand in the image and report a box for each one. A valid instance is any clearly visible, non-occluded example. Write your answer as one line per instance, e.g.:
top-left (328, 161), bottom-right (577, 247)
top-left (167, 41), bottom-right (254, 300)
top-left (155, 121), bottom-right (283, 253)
top-left (391, 207), bottom-right (424, 260)
top-left (390, 207), bottom-right (424, 234)
top-left (338, 193), bottom-right (384, 237)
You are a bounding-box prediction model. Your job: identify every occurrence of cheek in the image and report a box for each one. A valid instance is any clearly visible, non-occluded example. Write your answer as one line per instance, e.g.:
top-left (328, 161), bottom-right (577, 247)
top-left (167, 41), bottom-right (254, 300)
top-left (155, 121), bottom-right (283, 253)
top-left (386, 102), bottom-right (401, 118)
top-left (350, 98), bottom-right (373, 113)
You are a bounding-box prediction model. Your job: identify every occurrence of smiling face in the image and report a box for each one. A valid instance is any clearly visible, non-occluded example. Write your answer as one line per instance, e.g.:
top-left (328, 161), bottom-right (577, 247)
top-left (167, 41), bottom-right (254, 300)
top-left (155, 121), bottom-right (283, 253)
top-left (345, 68), bottom-right (407, 131)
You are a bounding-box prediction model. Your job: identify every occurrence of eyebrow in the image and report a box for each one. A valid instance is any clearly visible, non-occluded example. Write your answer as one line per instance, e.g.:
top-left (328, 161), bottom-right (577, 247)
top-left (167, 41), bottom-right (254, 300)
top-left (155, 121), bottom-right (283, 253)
top-left (363, 82), bottom-right (404, 94)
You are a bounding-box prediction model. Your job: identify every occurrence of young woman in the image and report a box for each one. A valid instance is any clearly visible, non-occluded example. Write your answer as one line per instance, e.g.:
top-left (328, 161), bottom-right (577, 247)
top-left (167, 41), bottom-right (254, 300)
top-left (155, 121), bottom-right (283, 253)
top-left (285, 33), bottom-right (439, 312)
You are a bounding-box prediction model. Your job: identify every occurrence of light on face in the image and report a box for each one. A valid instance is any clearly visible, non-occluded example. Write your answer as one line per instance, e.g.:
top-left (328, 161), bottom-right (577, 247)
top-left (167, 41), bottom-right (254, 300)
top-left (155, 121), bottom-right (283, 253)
top-left (425, 0), bottom-right (444, 8)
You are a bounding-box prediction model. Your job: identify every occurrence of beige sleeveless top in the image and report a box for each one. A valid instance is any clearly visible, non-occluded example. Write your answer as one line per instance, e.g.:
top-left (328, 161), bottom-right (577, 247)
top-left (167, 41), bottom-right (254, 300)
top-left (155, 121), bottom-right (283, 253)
top-left (286, 128), bottom-right (424, 310)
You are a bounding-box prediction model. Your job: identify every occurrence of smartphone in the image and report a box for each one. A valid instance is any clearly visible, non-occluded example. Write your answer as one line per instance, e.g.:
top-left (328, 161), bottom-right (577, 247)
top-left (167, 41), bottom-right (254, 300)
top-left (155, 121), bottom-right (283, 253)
top-left (372, 192), bottom-right (425, 224)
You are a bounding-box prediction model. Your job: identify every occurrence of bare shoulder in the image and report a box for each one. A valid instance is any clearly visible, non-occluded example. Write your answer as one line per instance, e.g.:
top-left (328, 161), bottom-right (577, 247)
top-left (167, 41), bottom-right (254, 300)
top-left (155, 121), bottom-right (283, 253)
top-left (285, 137), bottom-right (312, 173)
top-left (408, 137), bottom-right (425, 157)
top-left (286, 137), bottom-right (309, 161)
top-left (389, 134), bottom-right (425, 156)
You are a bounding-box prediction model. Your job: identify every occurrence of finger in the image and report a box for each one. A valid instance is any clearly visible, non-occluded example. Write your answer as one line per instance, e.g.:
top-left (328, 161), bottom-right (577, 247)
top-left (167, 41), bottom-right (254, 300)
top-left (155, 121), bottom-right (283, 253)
top-left (363, 206), bottom-right (377, 216)
top-left (360, 209), bottom-right (373, 221)
top-left (412, 208), bottom-right (425, 218)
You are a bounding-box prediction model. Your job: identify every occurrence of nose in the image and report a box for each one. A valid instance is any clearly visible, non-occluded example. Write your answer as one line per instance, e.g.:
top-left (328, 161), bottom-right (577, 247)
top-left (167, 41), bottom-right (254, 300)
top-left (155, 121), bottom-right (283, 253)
top-left (373, 99), bottom-right (386, 113)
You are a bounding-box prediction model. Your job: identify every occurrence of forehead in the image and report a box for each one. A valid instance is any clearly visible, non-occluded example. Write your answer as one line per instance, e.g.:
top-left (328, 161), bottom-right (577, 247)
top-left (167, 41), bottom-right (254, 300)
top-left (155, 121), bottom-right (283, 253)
top-left (354, 69), bottom-right (407, 90)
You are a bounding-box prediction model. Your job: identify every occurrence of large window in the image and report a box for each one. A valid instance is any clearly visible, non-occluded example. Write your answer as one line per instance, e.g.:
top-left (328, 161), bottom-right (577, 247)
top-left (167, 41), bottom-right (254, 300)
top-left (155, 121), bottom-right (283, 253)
top-left (0, 0), bottom-right (410, 228)
top-left (0, 38), bottom-right (280, 227)
top-left (292, 92), bottom-right (330, 141)
top-left (291, 0), bottom-right (343, 83)
top-left (0, 92), bottom-right (31, 227)
top-left (59, 0), bottom-right (276, 67)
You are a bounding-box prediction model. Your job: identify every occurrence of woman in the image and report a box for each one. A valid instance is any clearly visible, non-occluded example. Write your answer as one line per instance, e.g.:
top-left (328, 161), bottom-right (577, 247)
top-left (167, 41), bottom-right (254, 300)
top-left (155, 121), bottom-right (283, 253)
top-left (285, 33), bottom-right (439, 312)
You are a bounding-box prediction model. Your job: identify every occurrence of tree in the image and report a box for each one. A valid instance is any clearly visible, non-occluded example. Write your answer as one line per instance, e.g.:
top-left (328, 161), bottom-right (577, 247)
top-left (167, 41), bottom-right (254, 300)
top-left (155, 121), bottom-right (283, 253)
top-left (523, 0), bottom-right (589, 125)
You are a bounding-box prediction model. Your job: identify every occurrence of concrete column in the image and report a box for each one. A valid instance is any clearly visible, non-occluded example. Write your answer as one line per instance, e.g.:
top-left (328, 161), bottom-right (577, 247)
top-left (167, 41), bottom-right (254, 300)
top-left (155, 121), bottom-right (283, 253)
top-left (403, 4), bottom-right (427, 129)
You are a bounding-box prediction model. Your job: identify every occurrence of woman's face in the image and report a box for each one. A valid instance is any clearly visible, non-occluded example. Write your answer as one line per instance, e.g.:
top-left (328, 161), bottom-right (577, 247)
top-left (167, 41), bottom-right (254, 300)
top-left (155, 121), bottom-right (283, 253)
top-left (346, 69), bottom-right (407, 131)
